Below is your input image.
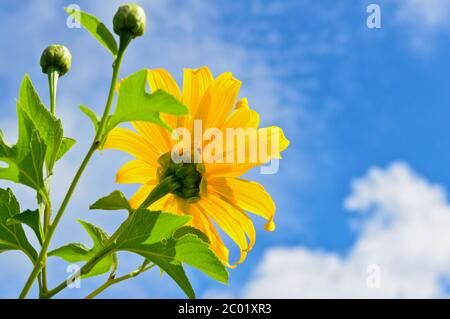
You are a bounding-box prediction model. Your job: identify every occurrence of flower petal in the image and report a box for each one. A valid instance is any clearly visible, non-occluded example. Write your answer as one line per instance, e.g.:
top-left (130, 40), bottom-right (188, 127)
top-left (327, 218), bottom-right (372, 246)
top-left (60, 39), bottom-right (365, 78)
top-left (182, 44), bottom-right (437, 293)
top-left (147, 68), bottom-right (182, 100)
top-left (197, 196), bottom-right (249, 265)
top-left (205, 126), bottom-right (289, 178)
top-left (147, 68), bottom-right (182, 130)
top-left (206, 193), bottom-right (256, 264)
top-left (195, 72), bottom-right (242, 130)
top-left (222, 105), bottom-right (260, 131)
top-left (181, 67), bottom-right (214, 128)
top-left (103, 127), bottom-right (160, 166)
top-left (208, 177), bottom-right (276, 231)
top-left (116, 159), bottom-right (157, 184)
top-left (190, 204), bottom-right (230, 265)
top-left (131, 121), bottom-right (172, 155)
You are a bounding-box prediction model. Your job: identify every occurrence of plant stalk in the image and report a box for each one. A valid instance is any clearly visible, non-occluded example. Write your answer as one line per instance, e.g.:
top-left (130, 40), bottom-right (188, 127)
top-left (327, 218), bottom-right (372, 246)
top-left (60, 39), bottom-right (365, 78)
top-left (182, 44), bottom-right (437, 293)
top-left (18, 43), bottom-right (128, 299)
top-left (40, 67), bottom-right (59, 295)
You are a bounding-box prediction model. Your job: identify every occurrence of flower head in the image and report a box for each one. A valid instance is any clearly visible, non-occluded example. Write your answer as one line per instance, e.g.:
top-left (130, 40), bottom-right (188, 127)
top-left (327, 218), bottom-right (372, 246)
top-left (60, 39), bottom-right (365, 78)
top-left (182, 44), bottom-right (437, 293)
top-left (104, 67), bottom-right (289, 266)
top-left (40, 45), bottom-right (72, 76)
top-left (113, 3), bottom-right (146, 38)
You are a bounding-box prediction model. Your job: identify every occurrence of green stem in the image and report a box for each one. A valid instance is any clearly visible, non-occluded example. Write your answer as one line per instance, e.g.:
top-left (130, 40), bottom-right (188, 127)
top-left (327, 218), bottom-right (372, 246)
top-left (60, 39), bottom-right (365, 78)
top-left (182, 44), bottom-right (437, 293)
top-left (85, 263), bottom-right (155, 299)
top-left (48, 68), bottom-right (59, 115)
top-left (139, 176), bottom-right (180, 209)
top-left (18, 43), bottom-right (129, 299)
top-left (40, 68), bottom-right (59, 295)
top-left (95, 33), bottom-right (131, 143)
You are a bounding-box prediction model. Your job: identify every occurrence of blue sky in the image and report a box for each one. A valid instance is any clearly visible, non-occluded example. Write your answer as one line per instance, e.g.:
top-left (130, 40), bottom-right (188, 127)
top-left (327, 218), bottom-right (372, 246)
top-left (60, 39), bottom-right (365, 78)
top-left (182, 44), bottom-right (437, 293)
top-left (1, 0), bottom-right (450, 298)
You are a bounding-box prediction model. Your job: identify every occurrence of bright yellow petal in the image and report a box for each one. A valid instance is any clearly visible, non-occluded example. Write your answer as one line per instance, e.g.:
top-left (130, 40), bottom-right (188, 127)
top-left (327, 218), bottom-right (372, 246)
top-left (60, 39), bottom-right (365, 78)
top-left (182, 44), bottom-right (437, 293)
top-left (206, 193), bottom-right (256, 264)
top-left (131, 121), bottom-right (172, 155)
top-left (147, 68), bottom-right (182, 100)
top-left (204, 163), bottom-right (255, 178)
top-left (180, 67), bottom-right (214, 128)
top-left (235, 97), bottom-right (249, 110)
top-left (161, 195), bottom-right (187, 215)
top-left (205, 125), bottom-right (290, 178)
top-left (148, 193), bottom-right (172, 211)
top-left (259, 126), bottom-right (290, 161)
top-left (116, 159), bottom-right (157, 184)
top-left (190, 204), bottom-right (230, 265)
top-left (208, 177), bottom-right (276, 231)
top-left (197, 196), bottom-right (249, 265)
top-left (147, 69), bottom-right (182, 130)
top-left (195, 72), bottom-right (242, 129)
top-left (222, 107), bottom-right (260, 130)
top-left (103, 127), bottom-right (160, 166)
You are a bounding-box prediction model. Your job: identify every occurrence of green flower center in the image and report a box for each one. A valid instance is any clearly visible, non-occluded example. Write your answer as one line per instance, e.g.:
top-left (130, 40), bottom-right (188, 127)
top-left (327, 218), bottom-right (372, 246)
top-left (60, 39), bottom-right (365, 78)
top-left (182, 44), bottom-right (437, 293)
top-left (157, 153), bottom-right (205, 203)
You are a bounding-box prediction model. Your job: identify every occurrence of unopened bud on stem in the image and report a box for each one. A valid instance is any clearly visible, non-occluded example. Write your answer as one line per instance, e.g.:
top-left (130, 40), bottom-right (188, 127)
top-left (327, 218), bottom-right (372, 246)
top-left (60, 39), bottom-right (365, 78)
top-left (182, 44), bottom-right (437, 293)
top-left (40, 45), bottom-right (72, 76)
top-left (113, 4), bottom-right (146, 39)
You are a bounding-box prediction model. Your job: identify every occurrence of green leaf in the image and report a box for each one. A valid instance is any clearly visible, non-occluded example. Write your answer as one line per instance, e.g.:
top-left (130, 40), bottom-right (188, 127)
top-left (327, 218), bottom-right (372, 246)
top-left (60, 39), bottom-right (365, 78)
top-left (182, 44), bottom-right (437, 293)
top-left (124, 235), bottom-right (228, 285)
top-left (49, 220), bottom-right (118, 278)
top-left (113, 209), bottom-right (227, 298)
top-left (7, 209), bottom-right (43, 245)
top-left (103, 69), bottom-right (189, 139)
top-left (18, 75), bottom-right (64, 172)
top-left (48, 243), bottom-right (91, 262)
top-left (56, 137), bottom-right (76, 162)
top-left (90, 190), bottom-right (131, 212)
top-left (79, 105), bottom-right (99, 132)
top-left (115, 209), bottom-right (191, 248)
top-left (0, 188), bottom-right (37, 261)
top-left (0, 111), bottom-right (47, 196)
top-left (0, 75), bottom-right (75, 194)
top-left (152, 258), bottom-right (195, 298)
top-left (65, 8), bottom-right (118, 56)
top-left (174, 226), bottom-right (210, 244)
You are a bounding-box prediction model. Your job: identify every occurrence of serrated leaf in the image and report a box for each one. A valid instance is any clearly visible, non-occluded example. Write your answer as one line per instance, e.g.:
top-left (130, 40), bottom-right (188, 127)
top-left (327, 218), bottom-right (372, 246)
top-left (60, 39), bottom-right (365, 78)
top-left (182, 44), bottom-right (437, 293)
top-left (79, 105), bottom-right (99, 132)
top-left (123, 235), bottom-right (228, 284)
top-left (90, 190), bottom-right (131, 212)
top-left (103, 69), bottom-right (189, 139)
top-left (115, 209), bottom-right (191, 248)
top-left (0, 188), bottom-right (37, 261)
top-left (153, 259), bottom-right (195, 298)
top-left (65, 8), bottom-right (118, 56)
top-left (49, 220), bottom-right (118, 278)
top-left (174, 226), bottom-right (210, 243)
top-left (56, 137), bottom-right (76, 162)
top-left (18, 75), bottom-right (64, 172)
top-left (7, 209), bottom-right (43, 245)
top-left (48, 243), bottom-right (90, 262)
top-left (112, 209), bottom-right (227, 298)
top-left (0, 110), bottom-right (47, 197)
top-left (0, 75), bottom-right (75, 195)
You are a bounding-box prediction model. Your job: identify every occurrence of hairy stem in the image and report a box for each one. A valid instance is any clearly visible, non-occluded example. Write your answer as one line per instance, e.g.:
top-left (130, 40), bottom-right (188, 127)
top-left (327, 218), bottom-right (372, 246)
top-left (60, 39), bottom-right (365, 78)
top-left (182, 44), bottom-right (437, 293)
top-left (18, 45), bottom-right (128, 299)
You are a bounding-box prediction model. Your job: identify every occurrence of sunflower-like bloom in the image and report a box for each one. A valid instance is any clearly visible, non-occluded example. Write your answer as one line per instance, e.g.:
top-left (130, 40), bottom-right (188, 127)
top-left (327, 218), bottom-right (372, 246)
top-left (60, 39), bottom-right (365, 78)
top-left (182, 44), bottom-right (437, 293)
top-left (103, 67), bottom-right (289, 266)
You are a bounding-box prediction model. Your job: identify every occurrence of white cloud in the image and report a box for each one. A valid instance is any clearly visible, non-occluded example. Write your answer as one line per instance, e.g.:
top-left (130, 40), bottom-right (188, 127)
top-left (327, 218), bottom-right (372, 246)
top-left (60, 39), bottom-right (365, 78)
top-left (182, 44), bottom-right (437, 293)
top-left (396, 0), bottom-right (450, 28)
top-left (241, 162), bottom-right (450, 298)
top-left (394, 0), bottom-right (450, 50)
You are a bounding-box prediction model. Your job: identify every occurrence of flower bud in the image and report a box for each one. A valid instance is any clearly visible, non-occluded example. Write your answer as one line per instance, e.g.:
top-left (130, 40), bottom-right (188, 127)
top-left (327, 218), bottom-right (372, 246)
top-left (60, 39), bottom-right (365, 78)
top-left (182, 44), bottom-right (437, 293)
top-left (40, 45), bottom-right (72, 76)
top-left (113, 4), bottom-right (146, 38)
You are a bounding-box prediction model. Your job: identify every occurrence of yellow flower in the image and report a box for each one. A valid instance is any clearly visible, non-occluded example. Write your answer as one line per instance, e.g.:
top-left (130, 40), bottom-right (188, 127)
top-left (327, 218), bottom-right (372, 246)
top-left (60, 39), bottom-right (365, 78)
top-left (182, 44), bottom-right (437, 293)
top-left (103, 67), bottom-right (289, 266)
